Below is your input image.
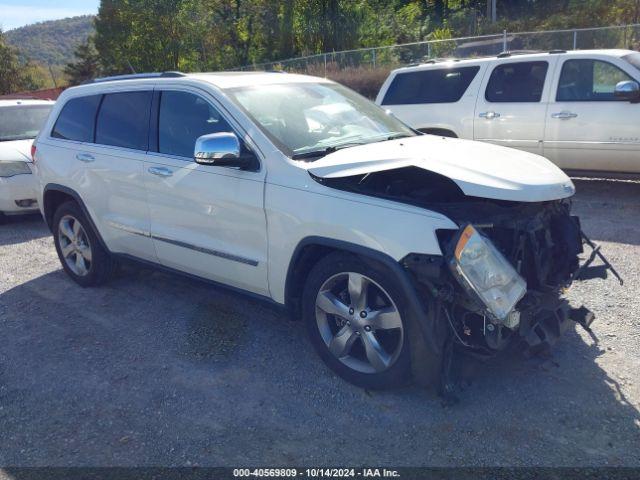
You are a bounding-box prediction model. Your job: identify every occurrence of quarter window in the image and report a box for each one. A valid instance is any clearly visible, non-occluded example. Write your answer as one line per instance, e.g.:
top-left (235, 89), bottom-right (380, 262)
top-left (158, 91), bottom-right (233, 158)
top-left (381, 66), bottom-right (480, 105)
top-left (95, 91), bottom-right (152, 150)
top-left (485, 61), bottom-right (549, 103)
top-left (51, 95), bottom-right (102, 142)
top-left (557, 59), bottom-right (634, 101)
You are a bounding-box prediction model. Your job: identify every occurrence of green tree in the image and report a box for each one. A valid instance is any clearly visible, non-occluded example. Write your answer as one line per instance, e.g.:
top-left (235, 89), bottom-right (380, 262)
top-left (64, 37), bottom-right (100, 85)
top-left (0, 29), bottom-right (36, 94)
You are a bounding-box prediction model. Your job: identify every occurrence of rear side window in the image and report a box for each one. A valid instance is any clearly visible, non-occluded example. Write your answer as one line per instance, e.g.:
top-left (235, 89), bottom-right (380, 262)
top-left (95, 91), bottom-right (152, 150)
top-left (158, 91), bottom-right (233, 158)
top-left (381, 66), bottom-right (480, 105)
top-left (485, 61), bottom-right (549, 103)
top-left (557, 59), bottom-right (634, 101)
top-left (51, 95), bottom-right (102, 142)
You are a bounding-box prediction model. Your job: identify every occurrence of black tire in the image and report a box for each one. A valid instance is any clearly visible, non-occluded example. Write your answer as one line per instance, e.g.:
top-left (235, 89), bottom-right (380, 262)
top-left (52, 200), bottom-right (115, 287)
top-left (302, 252), bottom-right (418, 390)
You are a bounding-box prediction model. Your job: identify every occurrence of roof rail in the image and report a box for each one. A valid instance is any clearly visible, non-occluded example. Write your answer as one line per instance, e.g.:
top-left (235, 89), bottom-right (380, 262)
top-left (404, 57), bottom-right (461, 67)
top-left (82, 71), bottom-right (186, 85)
top-left (497, 50), bottom-right (544, 58)
top-left (549, 49), bottom-right (567, 54)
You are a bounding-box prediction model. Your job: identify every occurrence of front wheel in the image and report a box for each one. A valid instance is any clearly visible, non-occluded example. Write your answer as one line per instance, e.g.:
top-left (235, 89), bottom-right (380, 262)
top-left (302, 252), bottom-right (414, 389)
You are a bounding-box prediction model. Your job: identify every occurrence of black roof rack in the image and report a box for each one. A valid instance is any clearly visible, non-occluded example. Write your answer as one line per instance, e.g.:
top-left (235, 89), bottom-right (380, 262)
top-left (549, 49), bottom-right (567, 54)
top-left (83, 71), bottom-right (186, 84)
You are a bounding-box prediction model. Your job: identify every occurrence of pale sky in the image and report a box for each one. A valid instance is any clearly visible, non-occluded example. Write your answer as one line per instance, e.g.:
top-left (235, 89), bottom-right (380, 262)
top-left (1, 0), bottom-right (99, 31)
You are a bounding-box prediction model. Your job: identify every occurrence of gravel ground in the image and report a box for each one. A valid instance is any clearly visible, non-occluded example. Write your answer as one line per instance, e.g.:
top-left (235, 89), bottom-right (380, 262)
top-left (0, 178), bottom-right (639, 468)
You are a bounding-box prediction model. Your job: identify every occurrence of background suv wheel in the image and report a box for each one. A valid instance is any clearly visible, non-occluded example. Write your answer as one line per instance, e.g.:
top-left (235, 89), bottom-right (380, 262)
top-left (303, 252), bottom-right (413, 389)
top-left (52, 201), bottom-right (115, 287)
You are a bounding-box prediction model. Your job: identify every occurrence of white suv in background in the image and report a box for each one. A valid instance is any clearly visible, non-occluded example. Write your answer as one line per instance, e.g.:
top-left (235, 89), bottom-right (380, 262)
top-left (0, 99), bottom-right (54, 222)
top-left (34, 72), bottom-right (602, 392)
top-left (377, 49), bottom-right (640, 175)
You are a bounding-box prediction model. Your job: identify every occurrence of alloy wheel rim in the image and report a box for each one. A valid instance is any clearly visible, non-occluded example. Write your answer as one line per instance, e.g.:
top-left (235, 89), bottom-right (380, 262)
top-left (58, 215), bottom-right (92, 277)
top-left (315, 272), bottom-right (404, 374)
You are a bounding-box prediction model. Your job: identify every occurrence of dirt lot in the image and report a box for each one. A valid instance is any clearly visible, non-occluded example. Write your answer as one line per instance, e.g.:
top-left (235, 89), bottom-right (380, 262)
top-left (0, 178), bottom-right (639, 467)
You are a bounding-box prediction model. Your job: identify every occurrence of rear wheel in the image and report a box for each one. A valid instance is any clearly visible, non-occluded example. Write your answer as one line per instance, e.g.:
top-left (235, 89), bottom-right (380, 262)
top-left (303, 252), bottom-right (414, 389)
top-left (52, 201), bottom-right (115, 287)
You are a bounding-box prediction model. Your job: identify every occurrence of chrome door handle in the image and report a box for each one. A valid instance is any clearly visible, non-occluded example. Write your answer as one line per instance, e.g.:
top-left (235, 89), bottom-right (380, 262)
top-left (148, 166), bottom-right (173, 177)
top-left (75, 153), bottom-right (95, 162)
top-left (551, 111), bottom-right (578, 119)
top-left (479, 111), bottom-right (500, 119)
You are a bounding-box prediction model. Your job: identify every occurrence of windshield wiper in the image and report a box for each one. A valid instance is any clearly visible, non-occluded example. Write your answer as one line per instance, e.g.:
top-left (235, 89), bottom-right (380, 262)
top-left (291, 142), bottom-right (365, 160)
top-left (291, 133), bottom-right (414, 160)
top-left (386, 133), bottom-right (413, 140)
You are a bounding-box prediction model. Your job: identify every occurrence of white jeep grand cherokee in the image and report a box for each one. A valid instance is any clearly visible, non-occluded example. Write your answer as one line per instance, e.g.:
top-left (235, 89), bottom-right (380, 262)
top-left (34, 72), bottom-right (601, 391)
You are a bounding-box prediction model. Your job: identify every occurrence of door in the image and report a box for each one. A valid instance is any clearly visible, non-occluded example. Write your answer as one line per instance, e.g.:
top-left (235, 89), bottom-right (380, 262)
top-left (52, 90), bottom-right (156, 261)
top-left (144, 89), bottom-right (269, 296)
top-left (474, 59), bottom-right (556, 155)
top-left (544, 57), bottom-right (640, 173)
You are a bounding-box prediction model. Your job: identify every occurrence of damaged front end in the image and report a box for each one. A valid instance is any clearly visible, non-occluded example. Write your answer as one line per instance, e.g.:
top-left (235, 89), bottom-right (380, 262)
top-left (408, 199), bottom-right (589, 356)
top-left (313, 166), bottom-right (619, 357)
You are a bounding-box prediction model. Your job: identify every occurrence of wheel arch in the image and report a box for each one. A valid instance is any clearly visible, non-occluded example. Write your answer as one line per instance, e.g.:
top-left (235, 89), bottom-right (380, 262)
top-left (43, 184), bottom-right (109, 252)
top-left (284, 236), bottom-right (440, 352)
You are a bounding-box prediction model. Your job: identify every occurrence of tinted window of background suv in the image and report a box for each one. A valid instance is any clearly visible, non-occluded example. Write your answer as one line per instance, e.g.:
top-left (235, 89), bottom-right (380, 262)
top-left (51, 94), bottom-right (102, 142)
top-left (158, 91), bottom-right (233, 158)
top-left (485, 61), bottom-right (549, 103)
top-left (557, 59), bottom-right (633, 101)
top-left (95, 91), bottom-right (152, 150)
top-left (382, 66), bottom-right (480, 105)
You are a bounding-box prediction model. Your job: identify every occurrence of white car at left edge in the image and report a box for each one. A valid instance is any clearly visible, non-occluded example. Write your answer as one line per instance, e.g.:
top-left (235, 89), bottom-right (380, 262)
top-left (0, 99), bottom-right (55, 223)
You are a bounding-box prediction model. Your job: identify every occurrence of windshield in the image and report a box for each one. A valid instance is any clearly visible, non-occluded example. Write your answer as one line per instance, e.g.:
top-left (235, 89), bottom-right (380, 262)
top-left (0, 105), bottom-right (53, 142)
top-left (226, 82), bottom-right (415, 158)
top-left (623, 53), bottom-right (640, 74)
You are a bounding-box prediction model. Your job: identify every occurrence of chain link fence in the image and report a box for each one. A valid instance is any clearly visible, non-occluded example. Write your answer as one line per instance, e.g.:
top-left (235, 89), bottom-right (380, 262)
top-left (233, 24), bottom-right (640, 98)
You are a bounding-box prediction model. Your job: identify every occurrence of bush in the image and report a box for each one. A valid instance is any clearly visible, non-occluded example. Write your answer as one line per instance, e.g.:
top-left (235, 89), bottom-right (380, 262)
top-left (296, 62), bottom-right (394, 99)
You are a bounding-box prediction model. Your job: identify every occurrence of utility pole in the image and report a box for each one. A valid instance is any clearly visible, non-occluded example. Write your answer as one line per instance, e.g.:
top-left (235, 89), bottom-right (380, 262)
top-left (487, 0), bottom-right (497, 23)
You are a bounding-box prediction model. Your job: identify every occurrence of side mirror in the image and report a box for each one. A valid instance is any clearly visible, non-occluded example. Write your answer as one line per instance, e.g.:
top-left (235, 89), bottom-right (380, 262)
top-left (194, 132), bottom-right (256, 169)
top-left (614, 80), bottom-right (640, 102)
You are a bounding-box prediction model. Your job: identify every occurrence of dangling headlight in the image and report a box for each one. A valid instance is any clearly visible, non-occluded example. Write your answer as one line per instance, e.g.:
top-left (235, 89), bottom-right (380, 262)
top-left (450, 225), bottom-right (526, 321)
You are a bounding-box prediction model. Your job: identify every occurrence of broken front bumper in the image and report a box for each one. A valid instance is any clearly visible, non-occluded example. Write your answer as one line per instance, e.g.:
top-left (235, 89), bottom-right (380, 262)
top-left (404, 205), bottom-right (619, 356)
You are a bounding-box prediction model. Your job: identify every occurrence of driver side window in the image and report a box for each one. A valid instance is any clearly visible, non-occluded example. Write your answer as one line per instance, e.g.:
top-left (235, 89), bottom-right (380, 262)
top-left (158, 91), bottom-right (233, 158)
top-left (557, 59), bottom-right (633, 101)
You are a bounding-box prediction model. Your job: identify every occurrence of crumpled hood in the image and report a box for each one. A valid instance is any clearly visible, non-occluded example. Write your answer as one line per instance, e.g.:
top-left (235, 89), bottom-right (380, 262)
top-left (307, 135), bottom-right (575, 202)
top-left (0, 139), bottom-right (33, 163)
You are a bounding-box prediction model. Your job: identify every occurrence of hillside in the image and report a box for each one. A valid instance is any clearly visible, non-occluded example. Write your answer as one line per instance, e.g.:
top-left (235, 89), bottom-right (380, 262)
top-left (5, 16), bottom-right (95, 66)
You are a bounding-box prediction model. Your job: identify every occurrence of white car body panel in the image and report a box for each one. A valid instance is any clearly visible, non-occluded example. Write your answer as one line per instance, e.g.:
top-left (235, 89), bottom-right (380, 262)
top-left (376, 61), bottom-right (488, 139)
top-left (0, 164), bottom-right (38, 214)
top-left (544, 52), bottom-right (640, 173)
top-left (473, 56), bottom-right (560, 155)
top-left (377, 49), bottom-right (640, 174)
top-left (35, 73), bottom-right (575, 305)
top-left (306, 135), bottom-right (575, 203)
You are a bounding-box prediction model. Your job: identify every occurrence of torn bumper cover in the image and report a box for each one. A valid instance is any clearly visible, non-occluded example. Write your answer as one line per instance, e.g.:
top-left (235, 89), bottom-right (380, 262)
top-left (405, 200), bottom-right (617, 355)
